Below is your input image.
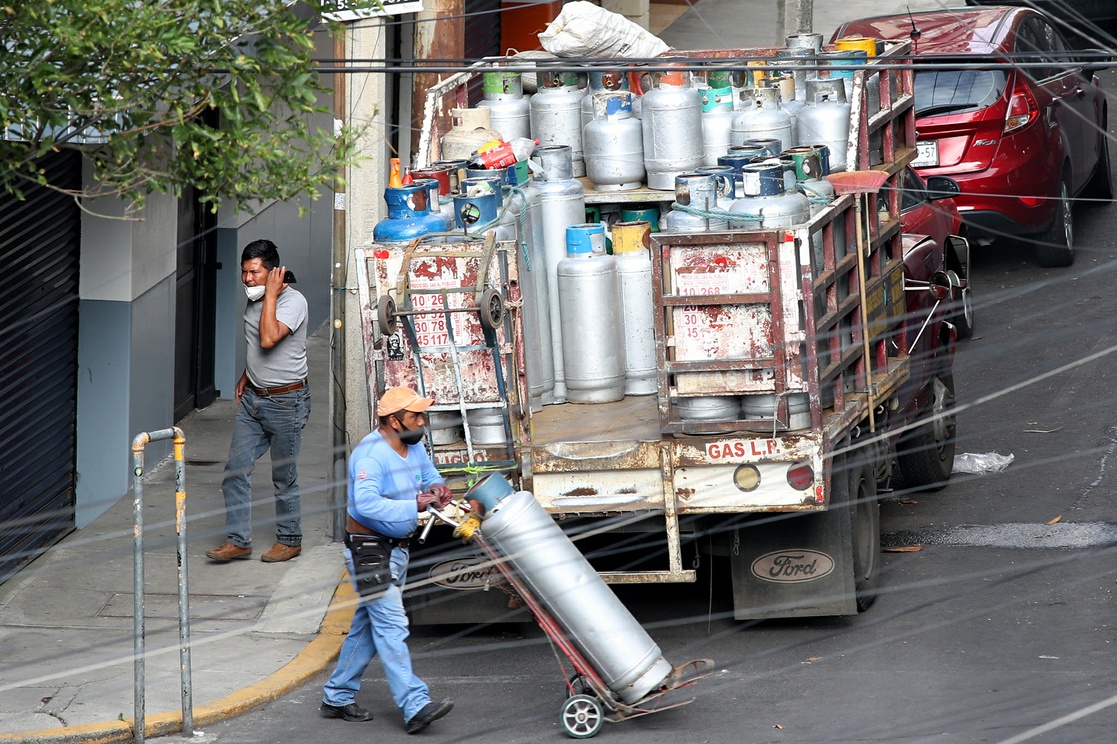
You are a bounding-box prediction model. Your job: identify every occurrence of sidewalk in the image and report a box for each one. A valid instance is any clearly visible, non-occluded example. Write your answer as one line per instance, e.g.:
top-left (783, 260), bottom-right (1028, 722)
top-left (0, 327), bottom-right (350, 742)
top-left (0, 2), bottom-right (944, 741)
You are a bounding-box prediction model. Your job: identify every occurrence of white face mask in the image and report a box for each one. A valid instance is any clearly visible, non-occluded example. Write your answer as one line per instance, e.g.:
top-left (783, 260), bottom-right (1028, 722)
top-left (244, 284), bottom-right (266, 302)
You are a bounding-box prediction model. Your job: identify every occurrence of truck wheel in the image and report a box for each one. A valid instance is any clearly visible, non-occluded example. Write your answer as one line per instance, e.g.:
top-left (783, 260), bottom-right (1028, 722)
top-left (849, 456), bottom-right (880, 612)
top-left (1035, 173), bottom-right (1074, 268)
top-left (896, 374), bottom-right (956, 492)
top-left (833, 451), bottom-right (880, 612)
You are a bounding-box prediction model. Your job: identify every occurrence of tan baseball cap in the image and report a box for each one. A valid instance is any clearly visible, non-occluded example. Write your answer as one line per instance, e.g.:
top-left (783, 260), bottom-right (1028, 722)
top-left (377, 386), bottom-right (434, 416)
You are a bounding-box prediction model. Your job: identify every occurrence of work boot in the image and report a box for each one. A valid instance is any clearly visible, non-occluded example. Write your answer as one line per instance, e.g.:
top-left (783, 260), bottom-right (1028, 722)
top-left (320, 702), bottom-right (374, 722)
top-left (405, 698), bottom-right (453, 734)
top-left (261, 542), bottom-right (301, 562)
top-left (205, 542), bottom-right (252, 562)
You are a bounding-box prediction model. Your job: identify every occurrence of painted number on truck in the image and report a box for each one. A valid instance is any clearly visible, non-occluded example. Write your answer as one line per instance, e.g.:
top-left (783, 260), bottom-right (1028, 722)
top-left (705, 438), bottom-right (783, 460)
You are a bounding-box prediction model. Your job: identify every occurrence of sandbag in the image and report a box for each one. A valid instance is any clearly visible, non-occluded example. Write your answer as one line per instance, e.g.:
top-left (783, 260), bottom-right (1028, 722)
top-left (538, 1), bottom-right (671, 59)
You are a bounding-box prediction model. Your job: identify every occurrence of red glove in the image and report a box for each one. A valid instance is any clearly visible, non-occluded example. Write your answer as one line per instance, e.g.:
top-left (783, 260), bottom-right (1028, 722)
top-left (429, 483), bottom-right (454, 507)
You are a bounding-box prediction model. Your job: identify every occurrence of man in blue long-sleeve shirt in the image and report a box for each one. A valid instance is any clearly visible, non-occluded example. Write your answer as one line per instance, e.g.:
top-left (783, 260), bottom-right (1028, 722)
top-left (320, 386), bottom-right (454, 734)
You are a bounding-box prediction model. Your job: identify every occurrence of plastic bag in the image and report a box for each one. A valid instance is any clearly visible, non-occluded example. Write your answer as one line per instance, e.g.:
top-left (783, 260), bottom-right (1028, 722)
top-left (539, 1), bottom-right (671, 59)
top-left (952, 452), bottom-right (1015, 475)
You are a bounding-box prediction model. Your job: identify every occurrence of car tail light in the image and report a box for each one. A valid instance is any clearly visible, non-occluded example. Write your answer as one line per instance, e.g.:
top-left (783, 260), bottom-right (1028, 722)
top-left (1004, 79), bottom-right (1039, 134)
top-left (787, 462), bottom-right (814, 490)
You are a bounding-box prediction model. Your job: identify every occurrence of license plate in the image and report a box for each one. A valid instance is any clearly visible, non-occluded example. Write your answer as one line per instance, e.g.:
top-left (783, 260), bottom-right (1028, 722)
top-left (912, 140), bottom-right (939, 168)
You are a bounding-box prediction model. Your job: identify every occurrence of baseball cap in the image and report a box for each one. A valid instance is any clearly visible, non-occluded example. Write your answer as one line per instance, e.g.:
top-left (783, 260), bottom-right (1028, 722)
top-left (377, 386), bottom-right (434, 416)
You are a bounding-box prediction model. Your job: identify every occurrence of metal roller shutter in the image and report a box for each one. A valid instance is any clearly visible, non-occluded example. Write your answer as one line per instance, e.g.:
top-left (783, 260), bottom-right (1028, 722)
top-left (0, 150), bottom-right (81, 583)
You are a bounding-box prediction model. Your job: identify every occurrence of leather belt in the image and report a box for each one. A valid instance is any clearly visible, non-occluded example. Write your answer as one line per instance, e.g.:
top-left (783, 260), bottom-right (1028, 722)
top-left (346, 516), bottom-right (410, 548)
top-left (251, 379), bottom-right (307, 396)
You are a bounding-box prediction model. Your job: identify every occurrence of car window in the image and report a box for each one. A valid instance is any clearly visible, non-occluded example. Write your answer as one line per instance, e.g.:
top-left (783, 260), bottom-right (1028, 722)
top-left (913, 64), bottom-right (1008, 117)
top-left (1016, 17), bottom-right (1053, 81)
top-left (1040, 19), bottom-right (1075, 75)
top-left (900, 167), bottom-right (927, 213)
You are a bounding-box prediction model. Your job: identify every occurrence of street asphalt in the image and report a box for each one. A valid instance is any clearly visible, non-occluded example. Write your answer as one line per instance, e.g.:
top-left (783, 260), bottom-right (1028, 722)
top-left (0, 1), bottom-right (946, 741)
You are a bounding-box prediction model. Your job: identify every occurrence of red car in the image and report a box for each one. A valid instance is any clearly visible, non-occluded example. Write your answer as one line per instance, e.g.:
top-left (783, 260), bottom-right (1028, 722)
top-left (834, 6), bottom-right (1111, 267)
top-left (896, 166), bottom-right (973, 338)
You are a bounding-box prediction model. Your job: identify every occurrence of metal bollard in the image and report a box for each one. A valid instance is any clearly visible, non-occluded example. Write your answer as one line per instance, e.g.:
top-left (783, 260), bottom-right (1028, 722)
top-left (131, 427), bottom-right (192, 744)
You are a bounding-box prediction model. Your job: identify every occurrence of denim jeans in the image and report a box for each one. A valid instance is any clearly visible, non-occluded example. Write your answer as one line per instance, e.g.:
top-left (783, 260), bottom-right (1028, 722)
top-left (322, 547), bottom-right (431, 721)
top-left (220, 386), bottom-right (310, 548)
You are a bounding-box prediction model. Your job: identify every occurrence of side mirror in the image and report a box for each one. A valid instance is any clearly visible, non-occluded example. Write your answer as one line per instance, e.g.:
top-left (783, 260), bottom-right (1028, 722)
top-left (925, 176), bottom-right (961, 201)
top-left (1079, 49), bottom-right (1113, 75)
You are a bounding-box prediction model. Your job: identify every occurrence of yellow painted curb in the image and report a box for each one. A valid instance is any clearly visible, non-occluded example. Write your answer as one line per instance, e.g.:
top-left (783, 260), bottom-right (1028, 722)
top-left (0, 575), bottom-right (356, 744)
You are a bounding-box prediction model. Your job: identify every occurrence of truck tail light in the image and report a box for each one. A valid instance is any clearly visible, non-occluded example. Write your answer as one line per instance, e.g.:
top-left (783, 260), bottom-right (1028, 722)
top-left (787, 462), bottom-right (814, 490)
top-left (733, 465), bottom-right (761, 492)
top-left (1004, 78), bottom-right (1039, 135)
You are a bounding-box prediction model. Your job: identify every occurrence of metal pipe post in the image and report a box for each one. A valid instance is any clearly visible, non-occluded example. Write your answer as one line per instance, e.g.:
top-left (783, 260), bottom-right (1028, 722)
top-left (130, 427), bottom-right (190, 744)
top-left (330, 24), bottom-right (349, 542)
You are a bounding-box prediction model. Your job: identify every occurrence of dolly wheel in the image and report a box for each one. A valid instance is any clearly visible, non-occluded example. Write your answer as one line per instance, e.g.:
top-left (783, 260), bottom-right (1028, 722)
top-left (479, 288), bottom-right (503, 330)
top-left (560, 694), bottom-right (603, 739)
top-left (377, 294), bottom-right (397, 335)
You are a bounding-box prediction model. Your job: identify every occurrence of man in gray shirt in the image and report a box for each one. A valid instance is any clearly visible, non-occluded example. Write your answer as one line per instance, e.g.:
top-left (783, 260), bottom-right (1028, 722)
top-left (207, 239), bottom-right (310, 563)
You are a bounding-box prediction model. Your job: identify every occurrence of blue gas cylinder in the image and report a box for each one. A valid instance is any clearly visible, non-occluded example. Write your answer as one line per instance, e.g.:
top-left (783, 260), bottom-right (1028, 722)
top-left (373, 183), bottom-right (450, 241)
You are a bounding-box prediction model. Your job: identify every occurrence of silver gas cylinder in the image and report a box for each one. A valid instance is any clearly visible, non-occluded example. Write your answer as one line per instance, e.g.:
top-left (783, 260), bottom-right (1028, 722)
top-left (502, 166), bottom-right (555, 410)
top-left (584, 92), bottom-right (645, 191)
top-left (466, 475), bottom-right (673, 704)
top-left (785, 32), bottom-right (824, 54)
top-left (740, 393), bottom-right (811, 430)
top-left (478, 71), bottom-right (531, 142)
top-left (796, 78), bottom-right (852, 172)
top-left (696, 165), bottom-right (738, 210)
top-left (532, 145), bottom-right (586, 403)
top-left (441, 108), bottom-right (502, 162)
top-left (677, 396), bottom-right (740, 421)
top-left (731, 86), bottom-right (793, 152)
top-left (664, 171), bottom-right (731, 233)
top-left (581, 71), bottom-right (640, 132)
top-left (641, 69), bottom-right (705, 190)
top-left (557, 224), bottom-right (626, 404)
top-left (530, 71), bottom-right (586, 177)
top-left (700, 75), bottom-right (735, 167)
top-left (611, 221), bottom-right (657, 396)
top-left (729, 162), bottom-right (810, 230)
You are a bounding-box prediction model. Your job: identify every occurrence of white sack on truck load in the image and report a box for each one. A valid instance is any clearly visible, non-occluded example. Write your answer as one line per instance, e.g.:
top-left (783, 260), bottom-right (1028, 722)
top-left (539, 1), bottom-right (671, 59)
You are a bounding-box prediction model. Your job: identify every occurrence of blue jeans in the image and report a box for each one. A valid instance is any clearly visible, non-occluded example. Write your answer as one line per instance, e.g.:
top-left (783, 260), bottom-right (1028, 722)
top-left (220, 387), bottom-right (310, 548)
top-left (322, 547), bottom-right (431, 722)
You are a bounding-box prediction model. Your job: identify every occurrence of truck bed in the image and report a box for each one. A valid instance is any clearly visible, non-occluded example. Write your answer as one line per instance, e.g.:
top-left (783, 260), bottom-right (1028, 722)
top-left (530, 395), bottom-right (662, 446)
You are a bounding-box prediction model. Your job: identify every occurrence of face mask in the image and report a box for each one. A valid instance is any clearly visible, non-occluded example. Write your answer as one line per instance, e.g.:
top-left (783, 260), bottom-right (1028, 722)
top-left (394, 417), bottom-right (427, 445)
top-left (244, 285), bottom-right (266, 301)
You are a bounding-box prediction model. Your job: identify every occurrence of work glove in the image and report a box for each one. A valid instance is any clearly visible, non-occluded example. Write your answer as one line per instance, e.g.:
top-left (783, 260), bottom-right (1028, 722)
top-left (417, 484), bottom-right (453, 511)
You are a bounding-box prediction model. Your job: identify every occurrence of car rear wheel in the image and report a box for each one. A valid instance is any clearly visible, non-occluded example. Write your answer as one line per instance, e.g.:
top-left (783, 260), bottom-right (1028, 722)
top-left (1035, 174), bottom-right (1074, 268)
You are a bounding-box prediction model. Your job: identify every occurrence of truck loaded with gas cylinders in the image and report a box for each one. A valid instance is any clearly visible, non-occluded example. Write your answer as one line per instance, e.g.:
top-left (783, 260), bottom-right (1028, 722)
top-left (353, 30), bottom-right (967, 622)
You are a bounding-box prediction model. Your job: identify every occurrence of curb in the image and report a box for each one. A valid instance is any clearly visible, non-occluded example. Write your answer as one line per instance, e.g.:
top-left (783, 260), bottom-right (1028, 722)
top-left (1, 577), bottom-right (355, 744)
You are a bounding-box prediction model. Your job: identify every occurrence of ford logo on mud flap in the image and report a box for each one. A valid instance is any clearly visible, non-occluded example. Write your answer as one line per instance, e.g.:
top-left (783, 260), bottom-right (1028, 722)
top-left (430, 557), bottom-right (500, 591)
top-left (751, 550), bottom-right (835, 583)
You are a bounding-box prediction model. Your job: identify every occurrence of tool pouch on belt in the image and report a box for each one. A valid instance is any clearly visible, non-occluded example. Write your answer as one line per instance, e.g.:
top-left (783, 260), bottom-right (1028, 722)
top-left (347, 534), bottom-right (393, 597)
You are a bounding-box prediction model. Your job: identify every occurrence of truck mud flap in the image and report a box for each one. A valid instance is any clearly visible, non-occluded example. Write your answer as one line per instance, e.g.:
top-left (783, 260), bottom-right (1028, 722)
top-left (727, 506), bottom-right (859, 620)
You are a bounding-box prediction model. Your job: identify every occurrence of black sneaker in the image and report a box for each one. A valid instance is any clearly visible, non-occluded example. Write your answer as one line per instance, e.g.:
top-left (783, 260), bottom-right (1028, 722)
top-left (320, 701), bottom-right (374, 722)
top-left (405, 698), bottom-right (453, 734)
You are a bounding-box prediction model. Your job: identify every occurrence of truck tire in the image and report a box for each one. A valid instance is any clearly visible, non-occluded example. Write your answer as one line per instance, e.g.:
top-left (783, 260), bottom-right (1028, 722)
top-left (896, 374), bottom-right (956, 491)
top-left (834, 451), bottom-right (880, 612)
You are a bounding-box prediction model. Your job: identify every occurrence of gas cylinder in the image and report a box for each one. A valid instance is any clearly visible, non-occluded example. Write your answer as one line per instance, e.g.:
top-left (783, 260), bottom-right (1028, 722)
top-left (665, 172), bottom-right (730, 233)
top-left (479, 71), bottom-right (531, 142)
top-left (581, 71), bottom-right (639, 132)
top-left (466, 475), bottom-right (674, 704)
top-left (584, 92), bottom-right (645, 192)
top-left (373, 182), bottom-right (448, 241)
top-left (820, 49), bottom-right (869, 114)
top-left (677, 396), bottom-right (740, 421)
top-left (731, 87), bottom-right (792, 152)
top-left (785, 32), bottom-right (824, 54)
top-left (621, 206), bottom-right (661, 232)
top-left (530, 71), bottom-right (587, 177)
top-left (557, 224), bottom-right (626, 404)
top-left (740, 393), bottom-right (811, 430)
top-left (696, 165), bottom-right (738, 210)
top-left (532, 145), bottom-right (586, 403)
top-left (641, 69), bottom-right (704, 190)
top-left (796, 78), bottom-right (852, 172)
top-left (453, 176), bottom-right (504, 231)
top-left (411, 177), bottom-right (452, 231)
top-left (501, 166), bottom-right (555, 409)
top-left (700, 76), bottom-right (735, 167)
top-left (611, 221), bottom-right (657, 396)
top-left (785, 145), bottom-right (835, 217)
top-left (440, 108), bottom-right (502, 162)
top-left (729, 162), bottom-right (810, 230)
